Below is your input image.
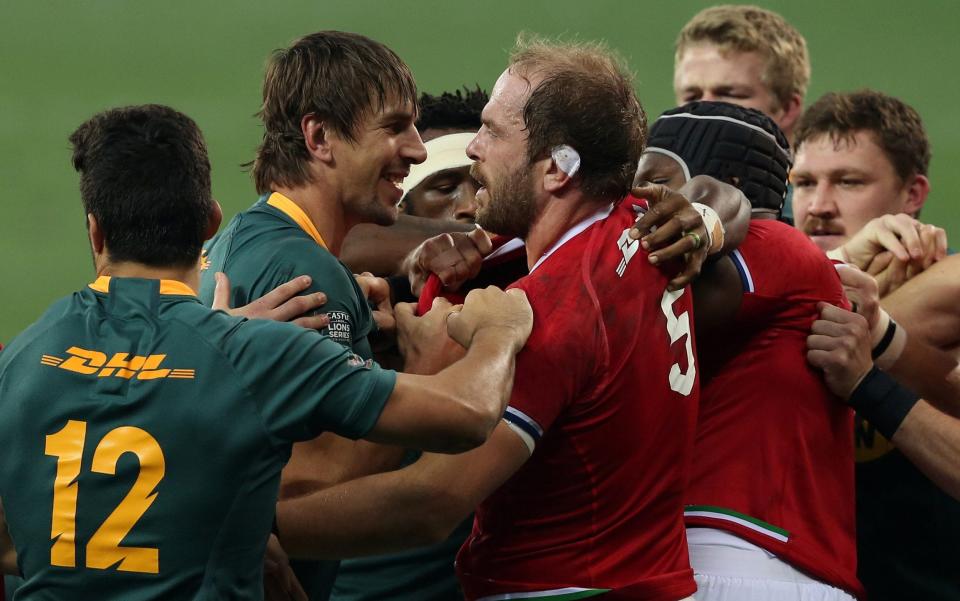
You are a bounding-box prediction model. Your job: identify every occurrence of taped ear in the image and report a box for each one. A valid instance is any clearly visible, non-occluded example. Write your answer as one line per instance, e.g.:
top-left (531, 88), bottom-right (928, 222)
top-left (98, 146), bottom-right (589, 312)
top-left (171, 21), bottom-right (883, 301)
top-left (551, 145), bottom-right (581, 178)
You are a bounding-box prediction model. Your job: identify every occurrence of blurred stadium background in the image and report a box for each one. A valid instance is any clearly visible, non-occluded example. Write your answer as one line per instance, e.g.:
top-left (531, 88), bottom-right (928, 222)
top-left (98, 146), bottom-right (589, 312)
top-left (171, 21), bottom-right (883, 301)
top-left (1, 0), bottom-right (958, 342)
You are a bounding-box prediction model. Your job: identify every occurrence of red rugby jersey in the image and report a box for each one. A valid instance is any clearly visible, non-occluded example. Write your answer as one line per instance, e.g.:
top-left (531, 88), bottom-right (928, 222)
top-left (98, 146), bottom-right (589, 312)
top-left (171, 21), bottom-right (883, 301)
top-left (456, 198), bottom-right (700, 601)
top-left (686, 219), bottom-right (862, 598)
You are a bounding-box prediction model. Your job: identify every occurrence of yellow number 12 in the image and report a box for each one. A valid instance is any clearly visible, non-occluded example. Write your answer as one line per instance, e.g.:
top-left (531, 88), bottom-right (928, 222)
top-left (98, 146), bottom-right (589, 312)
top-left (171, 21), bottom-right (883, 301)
top-left (45, 419), bottom-right (165, 573)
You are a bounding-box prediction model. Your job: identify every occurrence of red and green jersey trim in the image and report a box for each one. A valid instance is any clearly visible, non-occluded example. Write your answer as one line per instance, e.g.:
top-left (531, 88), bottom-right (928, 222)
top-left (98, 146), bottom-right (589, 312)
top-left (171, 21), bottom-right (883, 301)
top-left (684, 505), bottom-right (790, 543)
top-left (476, 587), bottom-right (611, 601)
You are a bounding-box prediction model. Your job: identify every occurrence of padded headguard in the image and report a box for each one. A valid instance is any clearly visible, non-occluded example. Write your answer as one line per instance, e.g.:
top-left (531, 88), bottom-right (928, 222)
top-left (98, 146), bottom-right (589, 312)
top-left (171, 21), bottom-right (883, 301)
top-left (646, 101), bottom-right (792, 215)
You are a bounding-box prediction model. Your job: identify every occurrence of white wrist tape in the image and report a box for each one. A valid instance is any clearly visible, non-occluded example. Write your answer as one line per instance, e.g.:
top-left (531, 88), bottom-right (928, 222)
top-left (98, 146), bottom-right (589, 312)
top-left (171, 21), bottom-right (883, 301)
top-left (691, 202), bottom-right (724, 254)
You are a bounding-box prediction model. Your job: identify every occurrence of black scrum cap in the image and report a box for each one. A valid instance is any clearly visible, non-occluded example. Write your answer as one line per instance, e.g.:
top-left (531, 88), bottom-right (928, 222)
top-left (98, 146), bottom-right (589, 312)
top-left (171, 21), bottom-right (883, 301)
top-left (646, 101), bottom-right (792, 215)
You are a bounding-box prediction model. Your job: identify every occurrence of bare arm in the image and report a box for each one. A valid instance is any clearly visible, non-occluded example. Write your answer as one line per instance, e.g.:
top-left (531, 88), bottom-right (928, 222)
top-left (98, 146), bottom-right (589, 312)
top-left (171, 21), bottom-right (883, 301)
top-left (341, 215), bottom-right (474, 276)
top-left (278, 422), bottom-right (529, 559)
top-left (629, 176), bottom-right (751, 290)
top-left (882, 254), bottom-right (960, 353)
top-left (893, 401), bottom-right (960, 501)
top-left (807, 303), bottom-right (960, 501)
top-left (363, 287), bottom-right (533, 454)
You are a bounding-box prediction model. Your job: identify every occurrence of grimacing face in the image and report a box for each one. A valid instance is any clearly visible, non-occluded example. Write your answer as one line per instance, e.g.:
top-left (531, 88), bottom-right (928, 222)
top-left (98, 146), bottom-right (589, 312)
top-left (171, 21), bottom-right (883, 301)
top-left (401, 165), bottom-right (479, 224)
top-left (466, 69), bottom-right (540, 239)
top-left (331, 99), bottom-right (427, 226)
top-left (791, 130), bottom-right (919, 251)
top-left (674, 44), bottom-right (786, 128)
top-left (635, 151), bottom-right (688, 190)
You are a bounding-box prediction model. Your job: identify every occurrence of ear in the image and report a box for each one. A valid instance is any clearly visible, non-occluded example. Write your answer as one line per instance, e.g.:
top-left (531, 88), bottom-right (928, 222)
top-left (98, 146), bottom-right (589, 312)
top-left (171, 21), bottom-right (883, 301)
top-left (301, 114), bottom-right (334, 164)
top-left (903, 173), bottom-right (930, 216)
top-left (205, 200), bottom-right (223, 241)
top-left (87, 213), bottom-right (105, 255)
top-left (776, 92), bottom-right (804, 139)
top-left (542, 156), bottom-right (571, 193)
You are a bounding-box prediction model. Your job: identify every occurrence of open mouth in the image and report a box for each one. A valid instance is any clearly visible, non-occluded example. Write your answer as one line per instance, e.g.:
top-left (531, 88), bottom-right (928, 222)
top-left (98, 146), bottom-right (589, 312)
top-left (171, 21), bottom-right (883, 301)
top-left (383, 173), bottom-right (406, 190)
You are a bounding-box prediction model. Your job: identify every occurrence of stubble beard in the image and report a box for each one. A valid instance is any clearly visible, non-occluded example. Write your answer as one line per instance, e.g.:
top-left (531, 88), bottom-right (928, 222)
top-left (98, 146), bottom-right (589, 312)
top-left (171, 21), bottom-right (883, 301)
top-left (476, 165), bottom-right (536, 240)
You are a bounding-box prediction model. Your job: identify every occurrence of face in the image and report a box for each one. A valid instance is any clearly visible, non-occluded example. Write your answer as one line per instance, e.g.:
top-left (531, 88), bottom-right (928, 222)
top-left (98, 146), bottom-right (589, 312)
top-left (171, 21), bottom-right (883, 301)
top-left (635, 151), bottom-right (688, 190)
top-left (466, 70), bottom-right (540, 239)
top-left (792, 131), bottom-right (912, 250)
top-left (330, 99), bottom-right (427, 226)
top-left (401, 165), bottom-right (480, 224)
top-left (675, 44), bottom-right (785, 124)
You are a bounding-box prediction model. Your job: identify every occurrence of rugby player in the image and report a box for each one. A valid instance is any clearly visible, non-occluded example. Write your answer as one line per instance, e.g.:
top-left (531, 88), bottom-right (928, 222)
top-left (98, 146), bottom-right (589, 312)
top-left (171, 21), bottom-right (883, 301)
top-left (340, 88), bottom-right (488, 278)
top-left (198, 31), bottom-right (431, 598)
top-left (0, 104), bottom-right (533, 600)
top-left (636, 101), bottom-right (860, 600)
top-left (277, 36), bottom-right (703, 601)
top-left (792, 89), bottom-right (960, 601)
top-left (674, 5), bottom-right (810, 223)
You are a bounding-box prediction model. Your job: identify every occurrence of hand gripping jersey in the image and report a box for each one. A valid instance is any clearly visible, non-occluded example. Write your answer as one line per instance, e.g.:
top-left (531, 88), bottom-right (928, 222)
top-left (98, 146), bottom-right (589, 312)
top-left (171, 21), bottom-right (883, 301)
top-left (456, 198), bottom-right (700, 601)
top-left (416, 236), bottom-right (528, 315)
top-left (686, 220), bottom-right (862, 598)
top-left (0, 277), bottom-right (394, 601)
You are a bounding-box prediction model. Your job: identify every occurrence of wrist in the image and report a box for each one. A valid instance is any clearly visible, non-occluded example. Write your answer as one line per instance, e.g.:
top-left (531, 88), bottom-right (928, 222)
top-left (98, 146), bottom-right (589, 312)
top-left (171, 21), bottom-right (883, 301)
top-left (871, 311), bottom-right (907, 370)
top-left (471, 325), bottom-right (524, 353)
top-left (848, 366), bottom-right (919, 439)
top-left (691, 202), bottom-right (725, 254)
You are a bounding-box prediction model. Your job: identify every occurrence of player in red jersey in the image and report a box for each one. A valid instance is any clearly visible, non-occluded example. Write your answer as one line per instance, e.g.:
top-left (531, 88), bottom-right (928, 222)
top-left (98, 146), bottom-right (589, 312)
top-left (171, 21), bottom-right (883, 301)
top-left (275, 37), bottom-right (705, 601)
top-left (637, 101), bottom-right (860, 600)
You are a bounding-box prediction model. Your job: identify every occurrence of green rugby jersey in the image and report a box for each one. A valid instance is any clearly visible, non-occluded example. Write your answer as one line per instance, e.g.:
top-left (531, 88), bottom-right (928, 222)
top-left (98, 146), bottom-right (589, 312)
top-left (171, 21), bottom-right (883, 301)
top-left (0, 277), bottom-right (395, 600)
top-left (199, 192), bottom-right (378, 599)
top-left (200, 193), bottom-right (375, 359)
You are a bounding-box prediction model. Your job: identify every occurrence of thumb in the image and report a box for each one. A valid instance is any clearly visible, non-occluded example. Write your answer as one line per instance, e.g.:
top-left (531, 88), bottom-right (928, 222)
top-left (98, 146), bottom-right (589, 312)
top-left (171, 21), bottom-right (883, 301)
top-left (394, 301), bottom-right (417, 326)
top-left (211, 272), bottom-right (231, 311)
top-left (469, 226), bottom-right (494, 255)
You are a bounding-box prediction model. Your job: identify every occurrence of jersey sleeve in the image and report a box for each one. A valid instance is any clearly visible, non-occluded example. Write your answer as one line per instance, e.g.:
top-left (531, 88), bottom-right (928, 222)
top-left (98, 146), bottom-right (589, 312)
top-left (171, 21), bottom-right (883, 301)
top-left (501, 284), bottom-right (593, 450)
top-left (227, 318), bottom-right (396, 446)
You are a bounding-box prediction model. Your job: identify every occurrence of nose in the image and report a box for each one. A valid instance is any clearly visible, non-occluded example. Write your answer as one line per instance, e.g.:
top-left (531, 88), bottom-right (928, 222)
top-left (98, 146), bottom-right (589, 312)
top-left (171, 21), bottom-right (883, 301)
top-left (403, 126), bottom-right (428, 165)
top-left (805, 182), bottom-right (838, 218)
top-left (454, 181), bottom-right (480, 223)
top-left (466, 130), bottom-right (483, 161)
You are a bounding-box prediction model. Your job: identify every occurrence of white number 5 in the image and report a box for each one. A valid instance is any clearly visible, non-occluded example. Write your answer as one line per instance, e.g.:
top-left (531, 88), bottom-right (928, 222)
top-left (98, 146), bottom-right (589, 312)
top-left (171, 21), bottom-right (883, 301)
top-left (660, 288), bottom-right (696, 396)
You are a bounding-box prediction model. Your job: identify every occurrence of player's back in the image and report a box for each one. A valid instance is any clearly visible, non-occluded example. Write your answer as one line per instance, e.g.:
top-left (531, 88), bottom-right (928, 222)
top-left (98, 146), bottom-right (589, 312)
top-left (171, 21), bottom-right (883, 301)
top-left (0, 277), bottom-right (391, 600)
top-left (687, 219), bottom-right (861, 597)
top-left (457, 198), bottom-right (699, 601)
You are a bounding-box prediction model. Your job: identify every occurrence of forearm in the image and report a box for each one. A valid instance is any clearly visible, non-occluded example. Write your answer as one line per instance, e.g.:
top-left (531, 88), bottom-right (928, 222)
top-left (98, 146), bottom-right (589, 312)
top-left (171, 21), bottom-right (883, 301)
top-left (277, 463), bottom-right (450, 559)
top-left (342, 215), bottom-right (473, 276)
top-left (887, 334), bottom-right (960, 417)
top-left (371, 328), bottom-right (520, 452)
top-left (679, 175), bottom-right (751, 255)
top-left (893, 400), bottom-right (960, 501)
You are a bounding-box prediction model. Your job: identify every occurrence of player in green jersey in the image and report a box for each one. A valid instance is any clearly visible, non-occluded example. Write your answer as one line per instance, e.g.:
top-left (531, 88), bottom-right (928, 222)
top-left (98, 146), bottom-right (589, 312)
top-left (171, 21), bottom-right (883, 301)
top-left (198, 31), bottom-right (435, 598)
top-left (0, 104), bottom-right (532, 600)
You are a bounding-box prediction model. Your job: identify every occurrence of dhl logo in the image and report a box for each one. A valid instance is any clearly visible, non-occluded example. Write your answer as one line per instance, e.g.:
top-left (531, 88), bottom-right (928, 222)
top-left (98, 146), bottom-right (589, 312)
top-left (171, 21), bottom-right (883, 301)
top-left (40, 347), bottom-right (195, 380)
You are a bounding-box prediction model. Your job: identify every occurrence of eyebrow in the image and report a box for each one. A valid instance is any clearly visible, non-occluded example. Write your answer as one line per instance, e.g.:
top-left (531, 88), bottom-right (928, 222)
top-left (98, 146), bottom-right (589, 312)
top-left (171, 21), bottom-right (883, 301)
top-left (378, 109), bottom-right (415, 124)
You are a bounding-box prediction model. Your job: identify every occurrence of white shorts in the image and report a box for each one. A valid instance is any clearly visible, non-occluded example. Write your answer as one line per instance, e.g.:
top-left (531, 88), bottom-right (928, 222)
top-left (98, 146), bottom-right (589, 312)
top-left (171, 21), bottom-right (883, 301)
top-left (687, 528), bottom-right (856, 601)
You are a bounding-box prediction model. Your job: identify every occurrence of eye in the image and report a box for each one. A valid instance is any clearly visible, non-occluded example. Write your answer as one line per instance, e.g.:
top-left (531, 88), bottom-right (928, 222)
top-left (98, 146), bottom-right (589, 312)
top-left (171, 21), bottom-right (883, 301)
top-left (839, 178), bottom-right (864, 188)
top-left (792, 178), bottom-right (815, 189)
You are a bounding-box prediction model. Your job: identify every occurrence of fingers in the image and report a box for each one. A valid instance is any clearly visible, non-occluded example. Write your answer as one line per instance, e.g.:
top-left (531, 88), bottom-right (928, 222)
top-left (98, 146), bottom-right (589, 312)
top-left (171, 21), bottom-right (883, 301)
top-left (291, 314), bottom-right (331, 331)
top-left (266, 290), bottom-right (327, 323)
top-left (355, 274), bottom-right (391, 305)
top-left (878, 214), bottom-right (920, 261)
top-left (211, 272), bottom-right (231, 312)
top-left (667, 251), bottom-right (706, 291)
top-left (468, 226), bottom-right (494, 255)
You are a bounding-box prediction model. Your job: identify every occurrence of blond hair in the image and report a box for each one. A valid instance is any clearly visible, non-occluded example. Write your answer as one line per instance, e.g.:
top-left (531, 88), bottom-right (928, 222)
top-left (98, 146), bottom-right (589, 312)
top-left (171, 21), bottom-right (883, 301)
top-left (676, 5), bottom-right (810, 107)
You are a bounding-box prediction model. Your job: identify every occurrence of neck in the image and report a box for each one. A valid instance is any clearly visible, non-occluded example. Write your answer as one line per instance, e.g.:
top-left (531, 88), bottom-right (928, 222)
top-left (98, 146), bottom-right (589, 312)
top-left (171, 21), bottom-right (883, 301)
top-left (273, 184), bottom-right (352, 256)
top-left (524, 191), bottom-right (609, 270)
top-left (97, 261), bottom-right (200, 293)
